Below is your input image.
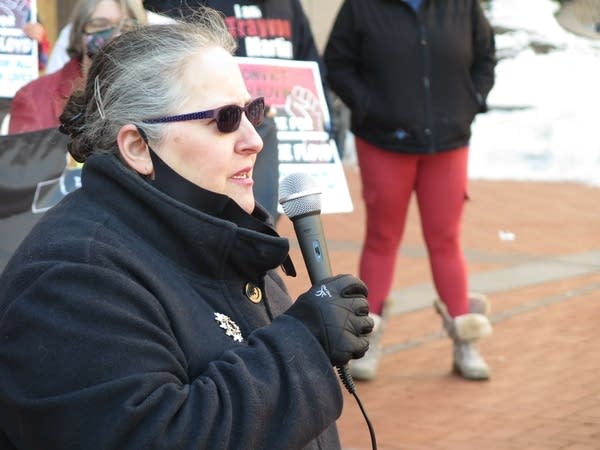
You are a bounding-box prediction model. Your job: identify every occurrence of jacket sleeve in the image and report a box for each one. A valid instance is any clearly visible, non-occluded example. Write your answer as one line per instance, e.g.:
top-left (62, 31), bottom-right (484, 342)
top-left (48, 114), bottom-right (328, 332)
top-left (470, 0), bottom-right (496, 112)
top-left (290, 0), bottom-right (321, 67)
top-left (323, 0), bottom-right (371, 119)
top-left (0, 262), bottom-right (342, 450)
top-left (8, 85), bottom-right (45, 134)
top-left (288, 0), bottom-right (336, 132)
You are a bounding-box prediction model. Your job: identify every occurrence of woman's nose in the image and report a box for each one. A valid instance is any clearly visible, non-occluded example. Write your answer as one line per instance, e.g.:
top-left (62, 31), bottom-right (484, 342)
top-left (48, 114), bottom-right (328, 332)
top-left (237, 116), bottom-right (264, 154)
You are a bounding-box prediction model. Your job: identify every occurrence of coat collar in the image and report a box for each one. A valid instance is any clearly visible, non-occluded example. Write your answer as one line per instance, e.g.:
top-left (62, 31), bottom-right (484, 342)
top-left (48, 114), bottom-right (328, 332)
top-left (52, 58), bottom-right (84, 122)
top-left (81, 154), bottom-right (295, 280)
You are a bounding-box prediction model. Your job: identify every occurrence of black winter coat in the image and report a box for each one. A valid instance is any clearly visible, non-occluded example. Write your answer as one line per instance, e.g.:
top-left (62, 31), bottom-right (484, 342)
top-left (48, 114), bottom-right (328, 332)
top-left (0, 154), bottom-right (342, 449)
top-left (324, 0), bottom-right (496, 153)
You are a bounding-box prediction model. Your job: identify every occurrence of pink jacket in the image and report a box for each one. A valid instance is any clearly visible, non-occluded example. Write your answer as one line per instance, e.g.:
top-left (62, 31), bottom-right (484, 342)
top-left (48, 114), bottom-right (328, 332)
top-left (9, 58), bottom-right (83, 135)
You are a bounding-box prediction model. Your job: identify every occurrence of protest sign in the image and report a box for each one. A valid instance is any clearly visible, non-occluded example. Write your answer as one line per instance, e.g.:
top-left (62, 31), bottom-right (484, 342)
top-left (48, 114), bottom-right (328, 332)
top-left (0, 0), bottom-right (39, 98)
top-left (237, 57), bottom-right (353, 214)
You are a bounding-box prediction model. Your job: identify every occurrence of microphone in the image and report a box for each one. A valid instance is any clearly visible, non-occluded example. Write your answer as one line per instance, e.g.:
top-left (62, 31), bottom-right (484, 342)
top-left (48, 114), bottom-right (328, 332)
top-left (279, 173), bottom-right (378, 450)
top-left (278, 172), bottom-right (332, 284)
top-left (278, 172), bottom-right (357, 391)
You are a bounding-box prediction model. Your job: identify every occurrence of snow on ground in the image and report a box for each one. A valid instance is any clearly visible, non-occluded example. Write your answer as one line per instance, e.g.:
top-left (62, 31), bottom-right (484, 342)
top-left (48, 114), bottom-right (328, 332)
top-left (470, 0), bottom-right (600, 186)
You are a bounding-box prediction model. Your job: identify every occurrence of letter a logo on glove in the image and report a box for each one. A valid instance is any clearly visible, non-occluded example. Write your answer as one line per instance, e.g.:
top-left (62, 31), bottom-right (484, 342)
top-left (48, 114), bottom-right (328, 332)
top-left (315, 285), bottom-right (332, 298)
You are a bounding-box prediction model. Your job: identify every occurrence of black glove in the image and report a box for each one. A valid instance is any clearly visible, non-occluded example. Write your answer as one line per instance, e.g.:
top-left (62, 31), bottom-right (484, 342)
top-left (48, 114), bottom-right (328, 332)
top-left (285, 274), bottom-right (374, 367)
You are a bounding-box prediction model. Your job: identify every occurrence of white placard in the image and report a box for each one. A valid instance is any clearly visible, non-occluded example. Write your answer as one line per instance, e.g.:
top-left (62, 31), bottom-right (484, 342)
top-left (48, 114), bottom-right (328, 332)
top-left (0, 0), bottom-right (39, 98)
top-left (237, 57), bottom-right (353, 214)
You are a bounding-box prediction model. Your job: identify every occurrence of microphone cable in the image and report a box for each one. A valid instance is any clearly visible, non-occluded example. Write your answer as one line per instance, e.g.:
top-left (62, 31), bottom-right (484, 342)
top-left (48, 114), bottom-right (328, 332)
top-left (337, 364), bottom-right (378, 450)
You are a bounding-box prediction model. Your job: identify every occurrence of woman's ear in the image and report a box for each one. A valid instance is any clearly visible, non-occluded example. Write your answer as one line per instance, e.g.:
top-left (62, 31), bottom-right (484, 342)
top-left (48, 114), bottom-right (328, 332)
top-left (117, 124), bottom-right (153, 176)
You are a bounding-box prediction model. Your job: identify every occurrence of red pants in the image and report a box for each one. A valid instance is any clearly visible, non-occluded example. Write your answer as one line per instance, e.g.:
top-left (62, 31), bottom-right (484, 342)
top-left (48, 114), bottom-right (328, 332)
top-left (356, 137), bottom-right (469, 318)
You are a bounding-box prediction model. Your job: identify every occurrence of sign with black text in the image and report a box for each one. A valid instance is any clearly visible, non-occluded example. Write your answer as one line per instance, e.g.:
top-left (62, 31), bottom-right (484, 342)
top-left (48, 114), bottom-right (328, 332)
top-left (0, 0), bottom-right (39, 97)
top-left (237, 57), bottom-right (353, 214)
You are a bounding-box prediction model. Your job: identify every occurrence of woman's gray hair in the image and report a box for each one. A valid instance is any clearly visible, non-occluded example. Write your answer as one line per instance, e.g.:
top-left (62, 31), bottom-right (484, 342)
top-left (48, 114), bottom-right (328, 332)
top-left (67, 0), bottom-right (148, 60)
top-left (60, 6), bottom-right (237, 163)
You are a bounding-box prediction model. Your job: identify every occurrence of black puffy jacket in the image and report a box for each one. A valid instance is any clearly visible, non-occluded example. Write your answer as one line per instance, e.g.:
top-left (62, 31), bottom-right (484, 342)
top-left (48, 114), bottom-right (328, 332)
top-left (325, 0), bottom-right (496, 153)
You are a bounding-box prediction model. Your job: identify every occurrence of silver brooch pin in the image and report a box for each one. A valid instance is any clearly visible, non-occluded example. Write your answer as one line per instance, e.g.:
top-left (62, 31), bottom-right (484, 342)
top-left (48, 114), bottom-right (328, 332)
top-left (214, 312), bottom-right (244, 342)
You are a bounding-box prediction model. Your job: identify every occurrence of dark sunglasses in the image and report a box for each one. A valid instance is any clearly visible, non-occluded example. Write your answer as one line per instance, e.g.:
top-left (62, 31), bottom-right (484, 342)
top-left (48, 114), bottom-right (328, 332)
top-left (143, 97), bottom-right (265, 133)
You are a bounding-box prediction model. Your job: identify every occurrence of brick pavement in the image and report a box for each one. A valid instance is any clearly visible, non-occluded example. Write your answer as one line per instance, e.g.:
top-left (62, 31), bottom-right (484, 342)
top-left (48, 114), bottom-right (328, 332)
top-left (276, 165), bottom-right (600, 450)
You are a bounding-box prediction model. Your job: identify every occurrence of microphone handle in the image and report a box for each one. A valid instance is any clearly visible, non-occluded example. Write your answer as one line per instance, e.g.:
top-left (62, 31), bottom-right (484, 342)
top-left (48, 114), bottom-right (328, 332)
top-left (291, 213), bottom-right (332, 284)
top-left (291, 213), bottom-right (356, 394)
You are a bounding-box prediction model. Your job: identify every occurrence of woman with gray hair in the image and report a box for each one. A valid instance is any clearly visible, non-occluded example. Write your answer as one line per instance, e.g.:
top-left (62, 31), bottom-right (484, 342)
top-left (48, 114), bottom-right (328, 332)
top-left (8, 0), bottom-right (147, 134)
top-left (0, 7), bottom-right (374, 450)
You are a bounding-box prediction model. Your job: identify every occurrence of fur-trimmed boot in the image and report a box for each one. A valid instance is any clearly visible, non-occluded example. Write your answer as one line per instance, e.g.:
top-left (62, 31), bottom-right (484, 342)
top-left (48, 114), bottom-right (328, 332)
top-left (434, 294), bottom-right (492, 380)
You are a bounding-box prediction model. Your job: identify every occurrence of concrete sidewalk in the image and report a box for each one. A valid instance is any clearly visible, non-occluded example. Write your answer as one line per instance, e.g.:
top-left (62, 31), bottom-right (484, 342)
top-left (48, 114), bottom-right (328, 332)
top-left (277, 165), bottom-right (600, 450)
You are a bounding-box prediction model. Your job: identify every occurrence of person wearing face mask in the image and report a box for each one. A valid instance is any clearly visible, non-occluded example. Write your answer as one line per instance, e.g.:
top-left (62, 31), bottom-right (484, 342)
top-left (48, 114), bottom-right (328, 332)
top-left (45, 4), bottom-right (175, 75)
top-left (0, 7), bottom-right (374, 449)
top-left (144, 0), bottom-right (331, 224)
top-left (7, 0), bottom-right (147, 135)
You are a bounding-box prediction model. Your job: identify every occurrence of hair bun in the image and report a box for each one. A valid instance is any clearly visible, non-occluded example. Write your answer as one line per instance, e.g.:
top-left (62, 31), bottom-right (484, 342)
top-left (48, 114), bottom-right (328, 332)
top-left (59, 112), bottom-right (84, 137)
top-left (59, 91), bottom-right (93, 162)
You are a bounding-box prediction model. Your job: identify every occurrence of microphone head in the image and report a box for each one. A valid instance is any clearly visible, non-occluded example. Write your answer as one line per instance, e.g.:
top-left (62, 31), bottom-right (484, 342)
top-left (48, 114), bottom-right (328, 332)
top-left (278, 172), bottom-right (322, 219)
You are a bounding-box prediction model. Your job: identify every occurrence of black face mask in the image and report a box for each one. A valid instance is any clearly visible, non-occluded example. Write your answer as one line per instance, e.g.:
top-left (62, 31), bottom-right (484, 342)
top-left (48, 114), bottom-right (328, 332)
top-left (133, 127), bottom-right (294, 274)
top-left (84, 28), bottom-right (116, 58)
top-left (135, 126), bottom-right (227, 214)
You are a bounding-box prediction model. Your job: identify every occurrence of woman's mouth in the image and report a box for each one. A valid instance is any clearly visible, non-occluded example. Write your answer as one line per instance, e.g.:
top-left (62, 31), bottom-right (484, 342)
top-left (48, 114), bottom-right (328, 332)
top-left (231, 168), bottom-right (253, 185)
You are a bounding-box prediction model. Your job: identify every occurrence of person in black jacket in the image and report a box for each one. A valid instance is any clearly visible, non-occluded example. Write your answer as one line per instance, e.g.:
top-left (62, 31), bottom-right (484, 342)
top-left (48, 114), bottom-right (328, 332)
top-left (144, 0), bottom-right (329, 224)
top-left (324, 0), bottom-right (496, 381)
top-left (0, 8), bottom-right (374, 449)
